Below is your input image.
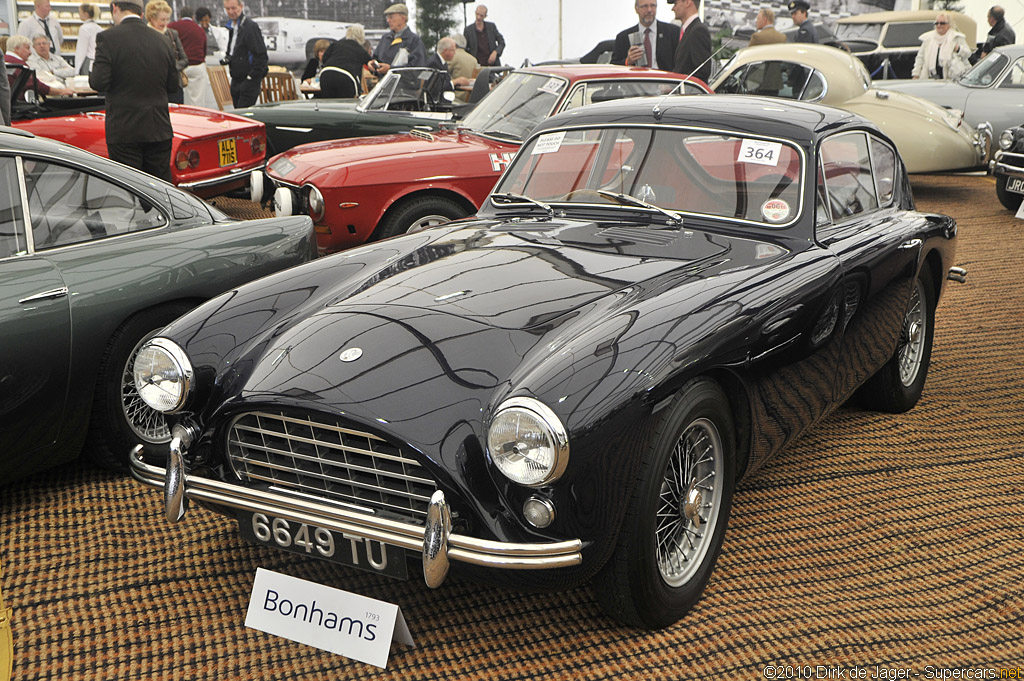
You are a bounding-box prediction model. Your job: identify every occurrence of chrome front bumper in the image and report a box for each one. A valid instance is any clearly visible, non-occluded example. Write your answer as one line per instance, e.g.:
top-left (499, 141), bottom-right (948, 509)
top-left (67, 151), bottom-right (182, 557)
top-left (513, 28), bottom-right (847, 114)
top-left (129, 442), bottom-right (583, 587)
top-left (177, 163), bottom-right (264, 193)
top-left (990, 149), bottom-right (1024, 179)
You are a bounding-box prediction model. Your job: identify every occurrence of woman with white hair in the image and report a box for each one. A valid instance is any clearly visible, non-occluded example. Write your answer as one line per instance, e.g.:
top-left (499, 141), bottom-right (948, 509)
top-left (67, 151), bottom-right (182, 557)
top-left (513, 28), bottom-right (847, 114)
top-left (913, 13), bottom-right (971, 80)
top-left (317, 23), bottom-right (370, 98)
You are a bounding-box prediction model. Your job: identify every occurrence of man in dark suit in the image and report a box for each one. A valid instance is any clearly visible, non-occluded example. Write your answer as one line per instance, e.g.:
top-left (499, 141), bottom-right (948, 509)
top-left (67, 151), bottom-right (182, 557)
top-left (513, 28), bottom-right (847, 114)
top-left (464, 5), bottom-right (505, 66)
top-left (611, 0), bottom-right (679, 70)
top-left (89, 0), bottom-right (178, 182)
top-left (669, 0), bottom-right (712, 83)
top-left (222, 0), bottom-right (267, 108)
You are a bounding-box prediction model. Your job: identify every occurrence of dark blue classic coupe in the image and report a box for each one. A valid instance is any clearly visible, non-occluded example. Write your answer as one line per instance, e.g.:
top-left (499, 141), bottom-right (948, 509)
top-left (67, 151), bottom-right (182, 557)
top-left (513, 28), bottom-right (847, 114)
top-left (129, 96), bottom-right (963, 628)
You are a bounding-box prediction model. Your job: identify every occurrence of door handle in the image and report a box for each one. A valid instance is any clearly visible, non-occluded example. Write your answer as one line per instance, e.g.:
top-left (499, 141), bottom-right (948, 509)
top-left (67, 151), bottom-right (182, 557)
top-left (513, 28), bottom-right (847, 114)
top-left (19, 287), bottom-right (68, 304)
top-left (899, 239), bottom-right (922, 250)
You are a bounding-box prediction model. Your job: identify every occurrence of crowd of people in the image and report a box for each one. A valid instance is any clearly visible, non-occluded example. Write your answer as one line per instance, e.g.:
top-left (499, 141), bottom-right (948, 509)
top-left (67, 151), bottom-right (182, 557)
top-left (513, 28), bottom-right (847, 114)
top-left (0, 0), bottom-right (1018, 179)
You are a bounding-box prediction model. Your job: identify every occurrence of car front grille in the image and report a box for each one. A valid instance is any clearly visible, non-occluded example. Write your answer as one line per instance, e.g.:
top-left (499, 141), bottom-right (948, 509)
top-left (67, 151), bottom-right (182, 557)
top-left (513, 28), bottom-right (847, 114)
top-left (226, 411), bottom-right (437, 523)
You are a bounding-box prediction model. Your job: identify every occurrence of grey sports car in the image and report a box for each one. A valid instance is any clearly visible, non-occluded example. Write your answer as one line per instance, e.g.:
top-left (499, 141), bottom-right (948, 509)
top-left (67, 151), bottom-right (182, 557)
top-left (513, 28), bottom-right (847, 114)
top-left (876, 45), bottom-right (1024, 138)
top-left (0, 127), bottom-right (316, 483)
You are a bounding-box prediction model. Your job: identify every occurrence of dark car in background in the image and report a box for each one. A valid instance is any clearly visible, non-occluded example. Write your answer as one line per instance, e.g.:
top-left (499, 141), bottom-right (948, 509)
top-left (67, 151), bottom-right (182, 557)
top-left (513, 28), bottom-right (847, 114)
top-left (0, 128), bottom-right (315, 483)
top-left (992, 122), bottom-right (1024, 211)
top-left (131, 95), bottom-right (961, 630)
top-left (235, 67), bottom-right (460, 157)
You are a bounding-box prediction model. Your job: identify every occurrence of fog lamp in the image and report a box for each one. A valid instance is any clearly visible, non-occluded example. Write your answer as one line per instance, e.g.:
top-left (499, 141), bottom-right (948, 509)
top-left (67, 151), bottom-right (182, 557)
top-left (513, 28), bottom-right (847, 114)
top-left (523, 496), bottom-right (555, 528)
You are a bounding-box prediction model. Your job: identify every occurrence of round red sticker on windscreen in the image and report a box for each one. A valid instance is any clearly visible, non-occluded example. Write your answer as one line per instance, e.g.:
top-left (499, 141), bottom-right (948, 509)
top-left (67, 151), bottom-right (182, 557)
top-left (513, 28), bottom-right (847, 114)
top-left (761, 199), bottom-right (791, 223)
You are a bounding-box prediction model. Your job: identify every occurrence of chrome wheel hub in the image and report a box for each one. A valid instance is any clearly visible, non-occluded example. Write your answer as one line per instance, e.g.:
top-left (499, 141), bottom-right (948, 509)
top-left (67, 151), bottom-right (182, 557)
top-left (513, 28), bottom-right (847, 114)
top-left (407, 214), bottom-right (450, 234)
top-left (897, 280), bottom-right (926, 386)
top-left (656, 417), bottom-right (724, 587)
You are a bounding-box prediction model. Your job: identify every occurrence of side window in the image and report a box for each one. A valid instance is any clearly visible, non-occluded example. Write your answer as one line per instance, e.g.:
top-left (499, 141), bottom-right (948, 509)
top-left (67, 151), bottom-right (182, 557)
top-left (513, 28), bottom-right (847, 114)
top-left (869, 136), bottom-right (896, 205)
top-left (815, 163), bottom-right (832, 228)
top-left (23, 159), bottom-right (167, 249)
top-left (999, 58), bottom-right (1024, 88)
top-left (801, 71), bottom-right (826, 101)
top-left (561, 84), bottom-right (587, 111)
top-left (820, 132), bottom-right (879, 220)
top-left (0, 157), bottom-right (25, 259)
top-left (881, 22), bottom-right (934, 48)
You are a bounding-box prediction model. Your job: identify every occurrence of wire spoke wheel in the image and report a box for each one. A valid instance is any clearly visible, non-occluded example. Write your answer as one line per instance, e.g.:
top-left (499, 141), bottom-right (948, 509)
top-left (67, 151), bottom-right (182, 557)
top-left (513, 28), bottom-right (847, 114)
top-left (897, 279), bottom-right (926, 387)
top-left (120, 337), bottom-right (169, 443)
top-left (655, 417), bottom-right (725, 587)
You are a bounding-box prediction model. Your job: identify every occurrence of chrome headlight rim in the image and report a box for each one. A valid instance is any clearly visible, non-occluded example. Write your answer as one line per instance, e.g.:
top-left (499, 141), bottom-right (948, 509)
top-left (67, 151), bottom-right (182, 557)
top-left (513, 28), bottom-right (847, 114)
top-left (133, 337), bottom-right (193, 414)
top-left (306, 183), bottom-right (325, 222)
top-left (486, 396), bottom-right (570, 488)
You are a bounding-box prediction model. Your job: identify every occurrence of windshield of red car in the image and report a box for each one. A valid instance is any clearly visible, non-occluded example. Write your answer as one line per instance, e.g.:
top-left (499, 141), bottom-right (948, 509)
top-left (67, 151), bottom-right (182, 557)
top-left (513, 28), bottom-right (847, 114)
top-left (460, 72), bottom-right (567, 141)
top-left (494, 126), bottom-right (804, 228)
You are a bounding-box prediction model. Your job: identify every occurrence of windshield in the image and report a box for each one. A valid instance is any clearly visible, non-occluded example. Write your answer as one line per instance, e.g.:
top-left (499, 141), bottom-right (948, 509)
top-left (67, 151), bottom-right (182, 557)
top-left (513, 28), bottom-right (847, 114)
top-left (958, 51), bottom-right (1010, 86)
top-left (493, 126), bottom-right (804, 227)
top-left (360, 67), bottom-right (450, 112)
top-left (459, 72), bottom-right (567, 141)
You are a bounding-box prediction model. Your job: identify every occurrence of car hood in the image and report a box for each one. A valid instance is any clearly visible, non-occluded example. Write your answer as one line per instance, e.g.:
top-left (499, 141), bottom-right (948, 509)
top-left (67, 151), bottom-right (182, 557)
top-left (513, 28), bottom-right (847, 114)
top-left (874, 78), bottom-right (970, 108)
top-left (267, 129), bottom-right (507, 183)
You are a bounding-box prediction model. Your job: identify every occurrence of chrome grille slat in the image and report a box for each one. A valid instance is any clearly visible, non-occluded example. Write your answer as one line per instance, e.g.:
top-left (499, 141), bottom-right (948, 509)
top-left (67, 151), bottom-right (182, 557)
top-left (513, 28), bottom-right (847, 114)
top-left (227, 411), bottom-right (437, 522)
top-left (228, 438), bottom-right (435, 486)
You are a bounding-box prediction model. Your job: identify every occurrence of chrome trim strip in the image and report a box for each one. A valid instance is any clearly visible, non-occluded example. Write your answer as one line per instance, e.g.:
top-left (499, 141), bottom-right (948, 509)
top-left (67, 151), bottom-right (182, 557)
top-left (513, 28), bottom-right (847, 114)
top-left (178, 163), bottom-right (264, 190)
top-left (15, 156), bottom-right (34, 254)
top-left (130, 450), bottom-right (583, 570)
top-left (992, 162), bottom-right (1024, 179)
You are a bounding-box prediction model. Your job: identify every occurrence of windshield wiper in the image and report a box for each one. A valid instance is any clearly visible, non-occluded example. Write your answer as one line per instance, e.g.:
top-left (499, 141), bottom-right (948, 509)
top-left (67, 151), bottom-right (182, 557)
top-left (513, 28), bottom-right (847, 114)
top-left (597, 190), bottom-right (683, 226)
top-left (490, 192), bottom-right (553, 218)
top-left (480, 130), bottom-right (523, 142)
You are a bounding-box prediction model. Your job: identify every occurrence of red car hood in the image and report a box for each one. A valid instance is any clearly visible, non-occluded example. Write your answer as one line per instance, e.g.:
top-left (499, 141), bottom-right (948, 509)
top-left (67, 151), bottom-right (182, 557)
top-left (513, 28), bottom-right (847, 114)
top-left (267, 129), bottom-right (513, 184)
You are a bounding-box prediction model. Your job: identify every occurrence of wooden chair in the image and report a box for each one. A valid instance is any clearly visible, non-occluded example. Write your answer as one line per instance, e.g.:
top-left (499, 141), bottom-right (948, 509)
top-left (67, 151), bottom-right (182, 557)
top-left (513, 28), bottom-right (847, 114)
top-left (259, 72), bottom-right (299, 103)
top-left (206, 65), bottom-right (233, 111)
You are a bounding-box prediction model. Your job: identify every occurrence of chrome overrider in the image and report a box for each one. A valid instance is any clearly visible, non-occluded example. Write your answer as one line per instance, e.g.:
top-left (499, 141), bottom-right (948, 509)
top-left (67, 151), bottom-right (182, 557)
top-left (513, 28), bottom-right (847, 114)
top-left (990, 150), bottom-right (1024, 179)
top-left (975, 122), bottom-right (993, 164)
top-left (129, 437), bottom-right (584, 587)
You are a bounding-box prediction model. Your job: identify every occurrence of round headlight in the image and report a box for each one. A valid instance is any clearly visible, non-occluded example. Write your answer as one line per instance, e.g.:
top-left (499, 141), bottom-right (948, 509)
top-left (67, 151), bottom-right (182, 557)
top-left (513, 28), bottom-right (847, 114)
top-left (133, 338), bottom-right (193, 413)
top-left (999, 129), bottom-right (1015, 151)
top-left (306, 184), bottom-right (325, 222)
top-left (487, 397), bottom-right (569, 487)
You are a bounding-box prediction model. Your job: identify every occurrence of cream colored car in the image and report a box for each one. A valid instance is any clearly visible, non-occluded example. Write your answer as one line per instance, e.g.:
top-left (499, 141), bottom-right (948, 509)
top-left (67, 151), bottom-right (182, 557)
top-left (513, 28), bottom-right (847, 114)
top-left (712, 43), bottom-right (991, 173)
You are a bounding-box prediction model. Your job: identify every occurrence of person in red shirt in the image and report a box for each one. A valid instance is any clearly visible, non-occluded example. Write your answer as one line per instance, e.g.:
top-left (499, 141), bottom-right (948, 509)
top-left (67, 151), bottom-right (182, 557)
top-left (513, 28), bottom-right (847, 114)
top-left (168, 6), bottom-right (214, 107)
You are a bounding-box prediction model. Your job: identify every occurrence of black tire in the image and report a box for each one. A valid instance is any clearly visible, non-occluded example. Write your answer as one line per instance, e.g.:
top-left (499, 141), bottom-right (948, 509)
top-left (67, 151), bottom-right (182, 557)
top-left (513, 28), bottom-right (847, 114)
top-left (593, 378), bottom-right (736, 629)
top-left (86, 303), bottom-right (194, 472)
top-left (856, 268), bottom-right (935, 413)
top-left (995, 174), bottom-right (1024, 213)
top-left (374, 196), bottom-right (468, 241)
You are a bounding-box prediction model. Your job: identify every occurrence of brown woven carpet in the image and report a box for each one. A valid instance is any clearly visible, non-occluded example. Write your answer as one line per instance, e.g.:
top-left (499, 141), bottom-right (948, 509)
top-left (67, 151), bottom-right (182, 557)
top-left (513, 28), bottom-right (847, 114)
top-left (3, 174), bottom-right (1022, 680)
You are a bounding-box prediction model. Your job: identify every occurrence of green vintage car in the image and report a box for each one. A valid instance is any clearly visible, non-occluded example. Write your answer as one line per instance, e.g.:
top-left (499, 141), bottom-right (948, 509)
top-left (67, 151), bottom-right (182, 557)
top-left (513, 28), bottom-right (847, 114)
top-left (0, 127), bottom-right (316, 483)
top-left (233, 66), bottom-right (468, 157)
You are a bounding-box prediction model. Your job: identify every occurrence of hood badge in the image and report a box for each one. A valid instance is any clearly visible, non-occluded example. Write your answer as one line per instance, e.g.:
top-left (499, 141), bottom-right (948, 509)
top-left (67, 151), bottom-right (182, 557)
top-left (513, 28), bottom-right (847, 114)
top-left (339, 348), bottom-right (363, 362)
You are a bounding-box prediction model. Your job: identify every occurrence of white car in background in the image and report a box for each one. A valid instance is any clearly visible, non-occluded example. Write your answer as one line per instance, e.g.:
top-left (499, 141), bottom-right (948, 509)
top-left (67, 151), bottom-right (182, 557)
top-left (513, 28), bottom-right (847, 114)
top-left (252, 17), bottom-right (385, 69)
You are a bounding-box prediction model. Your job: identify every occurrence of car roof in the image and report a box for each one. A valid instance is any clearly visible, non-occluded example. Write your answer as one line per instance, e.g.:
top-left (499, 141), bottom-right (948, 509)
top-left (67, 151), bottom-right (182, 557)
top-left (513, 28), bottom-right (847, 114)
top-left (835, 10), bottom-right (977, 45)
top-left (714, 44), bottom-right (870, 103)
top-left (530, 94), bottom-right (872, 144)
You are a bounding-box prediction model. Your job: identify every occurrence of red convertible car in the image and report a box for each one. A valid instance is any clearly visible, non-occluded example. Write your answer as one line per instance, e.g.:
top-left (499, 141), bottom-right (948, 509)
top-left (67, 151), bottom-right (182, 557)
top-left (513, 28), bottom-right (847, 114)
top-left (253, 65), bottom-right (710, 253)
top-left (11, 73), bottom-right (265, 197)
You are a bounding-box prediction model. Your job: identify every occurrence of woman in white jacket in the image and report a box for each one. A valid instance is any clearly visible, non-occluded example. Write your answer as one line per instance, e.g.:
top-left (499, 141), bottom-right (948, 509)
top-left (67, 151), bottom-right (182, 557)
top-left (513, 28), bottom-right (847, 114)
top-left (912, 13), bottom-right (971, 80)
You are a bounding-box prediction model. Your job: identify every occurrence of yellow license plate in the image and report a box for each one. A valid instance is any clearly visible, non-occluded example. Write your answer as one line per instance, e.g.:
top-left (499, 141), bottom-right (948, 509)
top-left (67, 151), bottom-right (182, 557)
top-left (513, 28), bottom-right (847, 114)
top-left (218, 138), bottom-right (237, 167)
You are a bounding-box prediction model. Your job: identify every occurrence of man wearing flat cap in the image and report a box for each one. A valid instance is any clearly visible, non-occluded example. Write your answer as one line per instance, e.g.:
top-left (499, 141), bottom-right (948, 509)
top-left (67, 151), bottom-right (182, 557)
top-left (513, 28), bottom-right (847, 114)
top-left (788, 0), bottom-right (819, 43)
top-left (89, 0), bottom-right (178, 181)
top-left (369, 3), bottom-right (427, 75)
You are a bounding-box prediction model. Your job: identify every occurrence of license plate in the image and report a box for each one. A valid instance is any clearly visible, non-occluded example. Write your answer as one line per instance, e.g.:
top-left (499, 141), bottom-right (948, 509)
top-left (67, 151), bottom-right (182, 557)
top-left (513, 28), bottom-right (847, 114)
top-left (218, 138), bottom-right (238, 167)
top-left (238, 512), bottom-right (409, 580)
top-left (1006, 176), bottom-right (1024, 195)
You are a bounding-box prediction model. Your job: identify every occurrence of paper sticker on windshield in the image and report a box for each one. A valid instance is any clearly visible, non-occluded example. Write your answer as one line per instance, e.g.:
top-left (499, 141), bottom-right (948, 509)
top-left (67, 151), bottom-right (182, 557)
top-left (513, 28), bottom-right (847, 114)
top-left (761, 198), bottom-right (791, 223)
top-left (532, 131), bottom-right (566, 155)
top-left (539, 78), bottom-right (562, 95)
top-left (738, 139), bottom-right (783, 167)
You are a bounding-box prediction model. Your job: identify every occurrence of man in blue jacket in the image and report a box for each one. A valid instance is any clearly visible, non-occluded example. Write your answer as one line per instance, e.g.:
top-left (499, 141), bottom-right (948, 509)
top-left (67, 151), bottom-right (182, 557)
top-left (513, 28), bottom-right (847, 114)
top-left (369, 3), bottom-right (427, 75)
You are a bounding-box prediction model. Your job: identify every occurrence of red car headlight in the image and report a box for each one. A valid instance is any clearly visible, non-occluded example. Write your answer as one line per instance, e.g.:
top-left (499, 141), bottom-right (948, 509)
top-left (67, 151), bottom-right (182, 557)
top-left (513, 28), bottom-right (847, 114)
top-left (306, 185), bottom-right (325, 222)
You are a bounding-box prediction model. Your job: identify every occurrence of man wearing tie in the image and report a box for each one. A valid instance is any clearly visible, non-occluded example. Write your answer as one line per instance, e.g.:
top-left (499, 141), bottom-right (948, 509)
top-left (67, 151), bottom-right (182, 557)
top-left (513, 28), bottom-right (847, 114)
top-left (611, 0), bottom-right (679, 69)
top-left (17, 0), bottom-right (64, 56)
